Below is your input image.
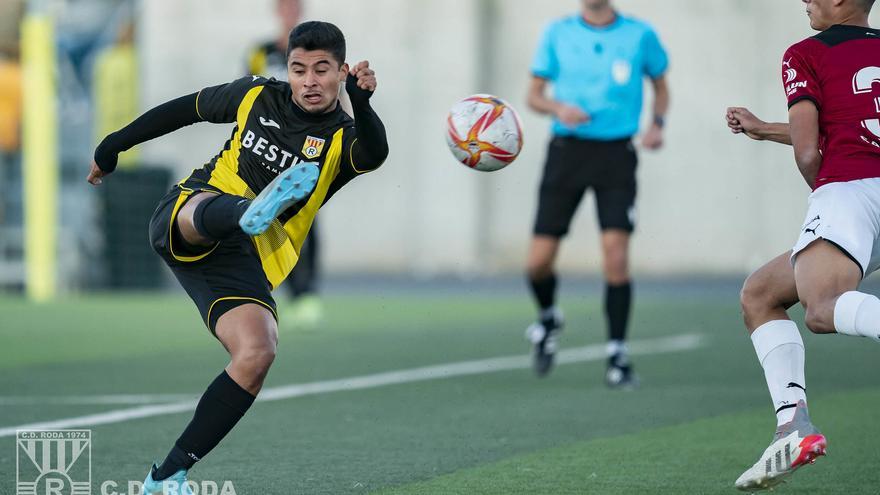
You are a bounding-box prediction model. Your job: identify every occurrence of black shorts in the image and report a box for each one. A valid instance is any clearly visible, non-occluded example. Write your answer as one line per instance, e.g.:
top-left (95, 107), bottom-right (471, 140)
top-left (149, 183), bottom-right (277, 334)
top-left (533, 136), bottom-right (638, 237)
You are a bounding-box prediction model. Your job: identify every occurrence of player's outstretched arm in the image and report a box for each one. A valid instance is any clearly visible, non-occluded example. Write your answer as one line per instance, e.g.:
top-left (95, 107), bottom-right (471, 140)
top-left (346, 61), bottom-right (388, 169)
top-left (725, 107), bottom-right (792, 145)
top-left (88, 93), bottom-right (203, 185)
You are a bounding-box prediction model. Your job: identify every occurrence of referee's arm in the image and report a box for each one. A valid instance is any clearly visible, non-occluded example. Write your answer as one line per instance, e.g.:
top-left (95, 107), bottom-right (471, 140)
top-left (641, 75), bottom-right (669, 150)
top-left (526, 76), bottom-right (589, 127)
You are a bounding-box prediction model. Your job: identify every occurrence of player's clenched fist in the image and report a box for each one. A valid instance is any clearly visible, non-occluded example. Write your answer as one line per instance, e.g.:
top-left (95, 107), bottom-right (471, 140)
top-left (726, 107), bottom-right (765, 140)
top-left (349, 60), bottom-right (376, 92)
top-left (86, 160), bottom-right (106, 186)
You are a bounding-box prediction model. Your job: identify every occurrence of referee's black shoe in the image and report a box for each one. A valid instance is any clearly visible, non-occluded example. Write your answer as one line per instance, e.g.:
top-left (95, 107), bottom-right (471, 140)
top-left (525, 309), bottom-right (564, 377)
top-left (605, 352), bottom-right (639, 389)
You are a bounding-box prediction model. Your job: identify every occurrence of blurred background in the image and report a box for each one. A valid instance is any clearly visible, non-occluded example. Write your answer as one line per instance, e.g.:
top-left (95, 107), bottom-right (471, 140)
top-left (2, 0), bottom-right (878, 298)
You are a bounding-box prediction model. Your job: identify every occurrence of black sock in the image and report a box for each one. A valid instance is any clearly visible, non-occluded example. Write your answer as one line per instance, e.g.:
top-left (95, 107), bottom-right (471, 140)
top-left (528, 273), bottom-right (557, 311)
top-left (605, 281), bottom-right (632, 343)
top-left (192, 194), bottom-right (251, 241)
top-left (154, 371), bottom-right (255, 480)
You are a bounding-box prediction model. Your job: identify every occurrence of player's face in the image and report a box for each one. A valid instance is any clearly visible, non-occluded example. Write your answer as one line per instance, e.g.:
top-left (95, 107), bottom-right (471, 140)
top-left (288, 48), bottom-right (348, 114)
top-left (802, 0), bottom-right (836, 30)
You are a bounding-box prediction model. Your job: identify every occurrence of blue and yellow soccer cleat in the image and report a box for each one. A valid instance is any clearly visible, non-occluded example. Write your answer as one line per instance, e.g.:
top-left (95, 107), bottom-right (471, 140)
top-left (239, 162), bottom-right (320, 236)
top-left (143, 464), bottom-right (194, 495)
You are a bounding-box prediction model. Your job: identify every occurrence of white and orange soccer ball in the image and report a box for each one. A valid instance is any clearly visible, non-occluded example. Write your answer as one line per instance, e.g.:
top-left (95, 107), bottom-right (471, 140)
top-left (445, 94), bottom-right (523, 172)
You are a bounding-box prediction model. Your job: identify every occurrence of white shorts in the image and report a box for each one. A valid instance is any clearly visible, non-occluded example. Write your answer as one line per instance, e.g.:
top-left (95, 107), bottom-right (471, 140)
top-left (791, 178), bottom-right (880, 278)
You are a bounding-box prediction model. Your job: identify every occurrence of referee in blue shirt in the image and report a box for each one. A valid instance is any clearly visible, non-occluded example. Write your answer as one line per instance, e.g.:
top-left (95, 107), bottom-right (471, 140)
top-left (524, 0), bottom-right (669, 386)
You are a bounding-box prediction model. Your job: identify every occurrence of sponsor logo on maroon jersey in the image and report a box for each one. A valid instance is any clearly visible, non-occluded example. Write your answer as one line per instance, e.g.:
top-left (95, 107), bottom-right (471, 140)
top-left (786, 80), bottom-right (807, 96)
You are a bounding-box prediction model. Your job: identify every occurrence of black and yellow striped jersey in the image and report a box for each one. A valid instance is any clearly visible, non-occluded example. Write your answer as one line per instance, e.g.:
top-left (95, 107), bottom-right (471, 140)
top-left (95, 72), bottom-right (387, 289)
top-left (182, 75), bottom-right (382, 288)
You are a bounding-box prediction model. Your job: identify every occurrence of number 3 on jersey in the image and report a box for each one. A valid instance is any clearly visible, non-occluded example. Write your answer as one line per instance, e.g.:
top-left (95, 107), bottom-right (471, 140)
top-left (853, 66), bottom-right (880, 142)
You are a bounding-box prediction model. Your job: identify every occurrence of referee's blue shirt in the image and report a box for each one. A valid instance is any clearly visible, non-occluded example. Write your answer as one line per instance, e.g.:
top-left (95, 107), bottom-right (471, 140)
top-left (531, 13), bottom-right (668, 140)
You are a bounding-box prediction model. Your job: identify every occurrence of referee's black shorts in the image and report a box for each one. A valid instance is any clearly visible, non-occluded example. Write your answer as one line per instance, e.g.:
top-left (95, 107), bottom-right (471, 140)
top-left (148, 182), bottom-right (277, 334)
top-left (533, 136), bottom-right (638, 238)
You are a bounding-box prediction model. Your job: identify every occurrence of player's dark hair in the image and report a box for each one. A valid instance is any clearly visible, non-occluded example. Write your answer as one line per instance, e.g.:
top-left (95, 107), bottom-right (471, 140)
top-left (287, 21), bottom-right (346, 66)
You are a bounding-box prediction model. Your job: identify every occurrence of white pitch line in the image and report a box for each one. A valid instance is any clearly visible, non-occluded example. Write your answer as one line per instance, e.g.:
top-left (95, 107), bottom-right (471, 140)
top-left (0, 394), bottom-right (196, 406)
top-left (0, 333), bottom-right (702, 438)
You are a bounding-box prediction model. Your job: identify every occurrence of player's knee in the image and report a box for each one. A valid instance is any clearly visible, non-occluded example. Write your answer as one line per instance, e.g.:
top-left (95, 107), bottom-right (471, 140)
top-left (527, 258), bottom-right (553, 280)
top-left (602, 256), bottom-right (629, 284)
top-left (803, 304), bottom-right (835, 334)
top-left (601, 241), bottom-right (628, 275)
top-left (255, 341), bottom-right (277, 369)
top-left (234, 343), bottom-right (277, 379)
top-left (740, 273), bottom-right (771, 317)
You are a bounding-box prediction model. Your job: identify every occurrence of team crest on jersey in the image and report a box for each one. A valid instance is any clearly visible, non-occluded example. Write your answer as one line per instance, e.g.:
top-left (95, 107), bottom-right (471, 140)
top-left (302, 136), bottom-right (325, 159)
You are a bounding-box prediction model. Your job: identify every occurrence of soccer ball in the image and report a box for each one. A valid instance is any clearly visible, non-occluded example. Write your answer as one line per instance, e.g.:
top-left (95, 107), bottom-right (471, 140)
top-left (445, 94), bottom-right (523, 172)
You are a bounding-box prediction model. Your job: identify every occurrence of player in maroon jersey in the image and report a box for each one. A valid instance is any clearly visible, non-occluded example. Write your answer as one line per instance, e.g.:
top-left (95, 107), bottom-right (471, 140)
top-left (725, 0), bottom-right (879, 490)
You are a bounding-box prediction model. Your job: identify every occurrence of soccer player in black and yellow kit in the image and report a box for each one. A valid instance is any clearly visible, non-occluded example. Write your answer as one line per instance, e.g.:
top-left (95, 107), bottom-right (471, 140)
top-left (87, 22), bottom-right (388, 493)
top-left (245, 0), bottom-right (342, 329)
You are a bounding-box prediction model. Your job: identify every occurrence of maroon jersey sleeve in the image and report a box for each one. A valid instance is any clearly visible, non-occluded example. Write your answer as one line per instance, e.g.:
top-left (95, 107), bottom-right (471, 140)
top-left (782, 26), bottom-right (880, 188)
top-left (782, 42), bottom-right (822, 109)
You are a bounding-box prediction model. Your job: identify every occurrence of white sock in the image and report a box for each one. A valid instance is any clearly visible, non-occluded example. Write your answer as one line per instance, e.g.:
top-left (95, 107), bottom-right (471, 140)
top-left (750, 320), bottom-right (808, 426)
top-left (540, 306), bottom-right (561, 322)
top-left (833, 291), bottom-right (880, 342)
top-left (606, 339), bottom-right (626, 357)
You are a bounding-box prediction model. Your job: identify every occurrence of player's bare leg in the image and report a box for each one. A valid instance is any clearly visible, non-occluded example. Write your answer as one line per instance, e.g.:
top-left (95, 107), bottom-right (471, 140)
top-left (216, 304), bottom-right (279, 395)
top-left (740, 251), bottom-right (799, 332)
top-left (600, 229), bottom-right (635, 388)
top-left (794, 240), bottom-right (865, 335)
top-left (144, 304), bottom-right (276, 494)
top-left (176, 192), bottom-right (224, 247)
top-left (735, 252), bottom-right (825, 491)
top-left (526, 235), bottom-right (560, 287)
top-left (600, 230), bottom-right (629, 287)
top-left (525, 235), bottom-right (564, 376)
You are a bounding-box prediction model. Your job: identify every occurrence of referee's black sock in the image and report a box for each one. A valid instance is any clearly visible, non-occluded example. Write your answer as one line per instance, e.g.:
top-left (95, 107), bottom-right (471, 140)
top-left (605, 281), bottom-right (632, 345)
top-left (192, 194), bottom-right (251, 241)
top-left (154, 371), bottom-right (255, 480)
top-left (528, 273), bottom-right (557, 312)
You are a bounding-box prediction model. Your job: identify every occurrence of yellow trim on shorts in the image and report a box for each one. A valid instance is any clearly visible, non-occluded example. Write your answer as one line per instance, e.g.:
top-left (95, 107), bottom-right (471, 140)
top-left (167, 187), bottom-right (220, 263)
top-left (206, 296), bottom-right (277, 329)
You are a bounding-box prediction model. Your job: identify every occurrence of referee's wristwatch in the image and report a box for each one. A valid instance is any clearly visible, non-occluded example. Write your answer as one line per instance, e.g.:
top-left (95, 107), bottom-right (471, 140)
top-left (653, 115), bottom-right (666, 129)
